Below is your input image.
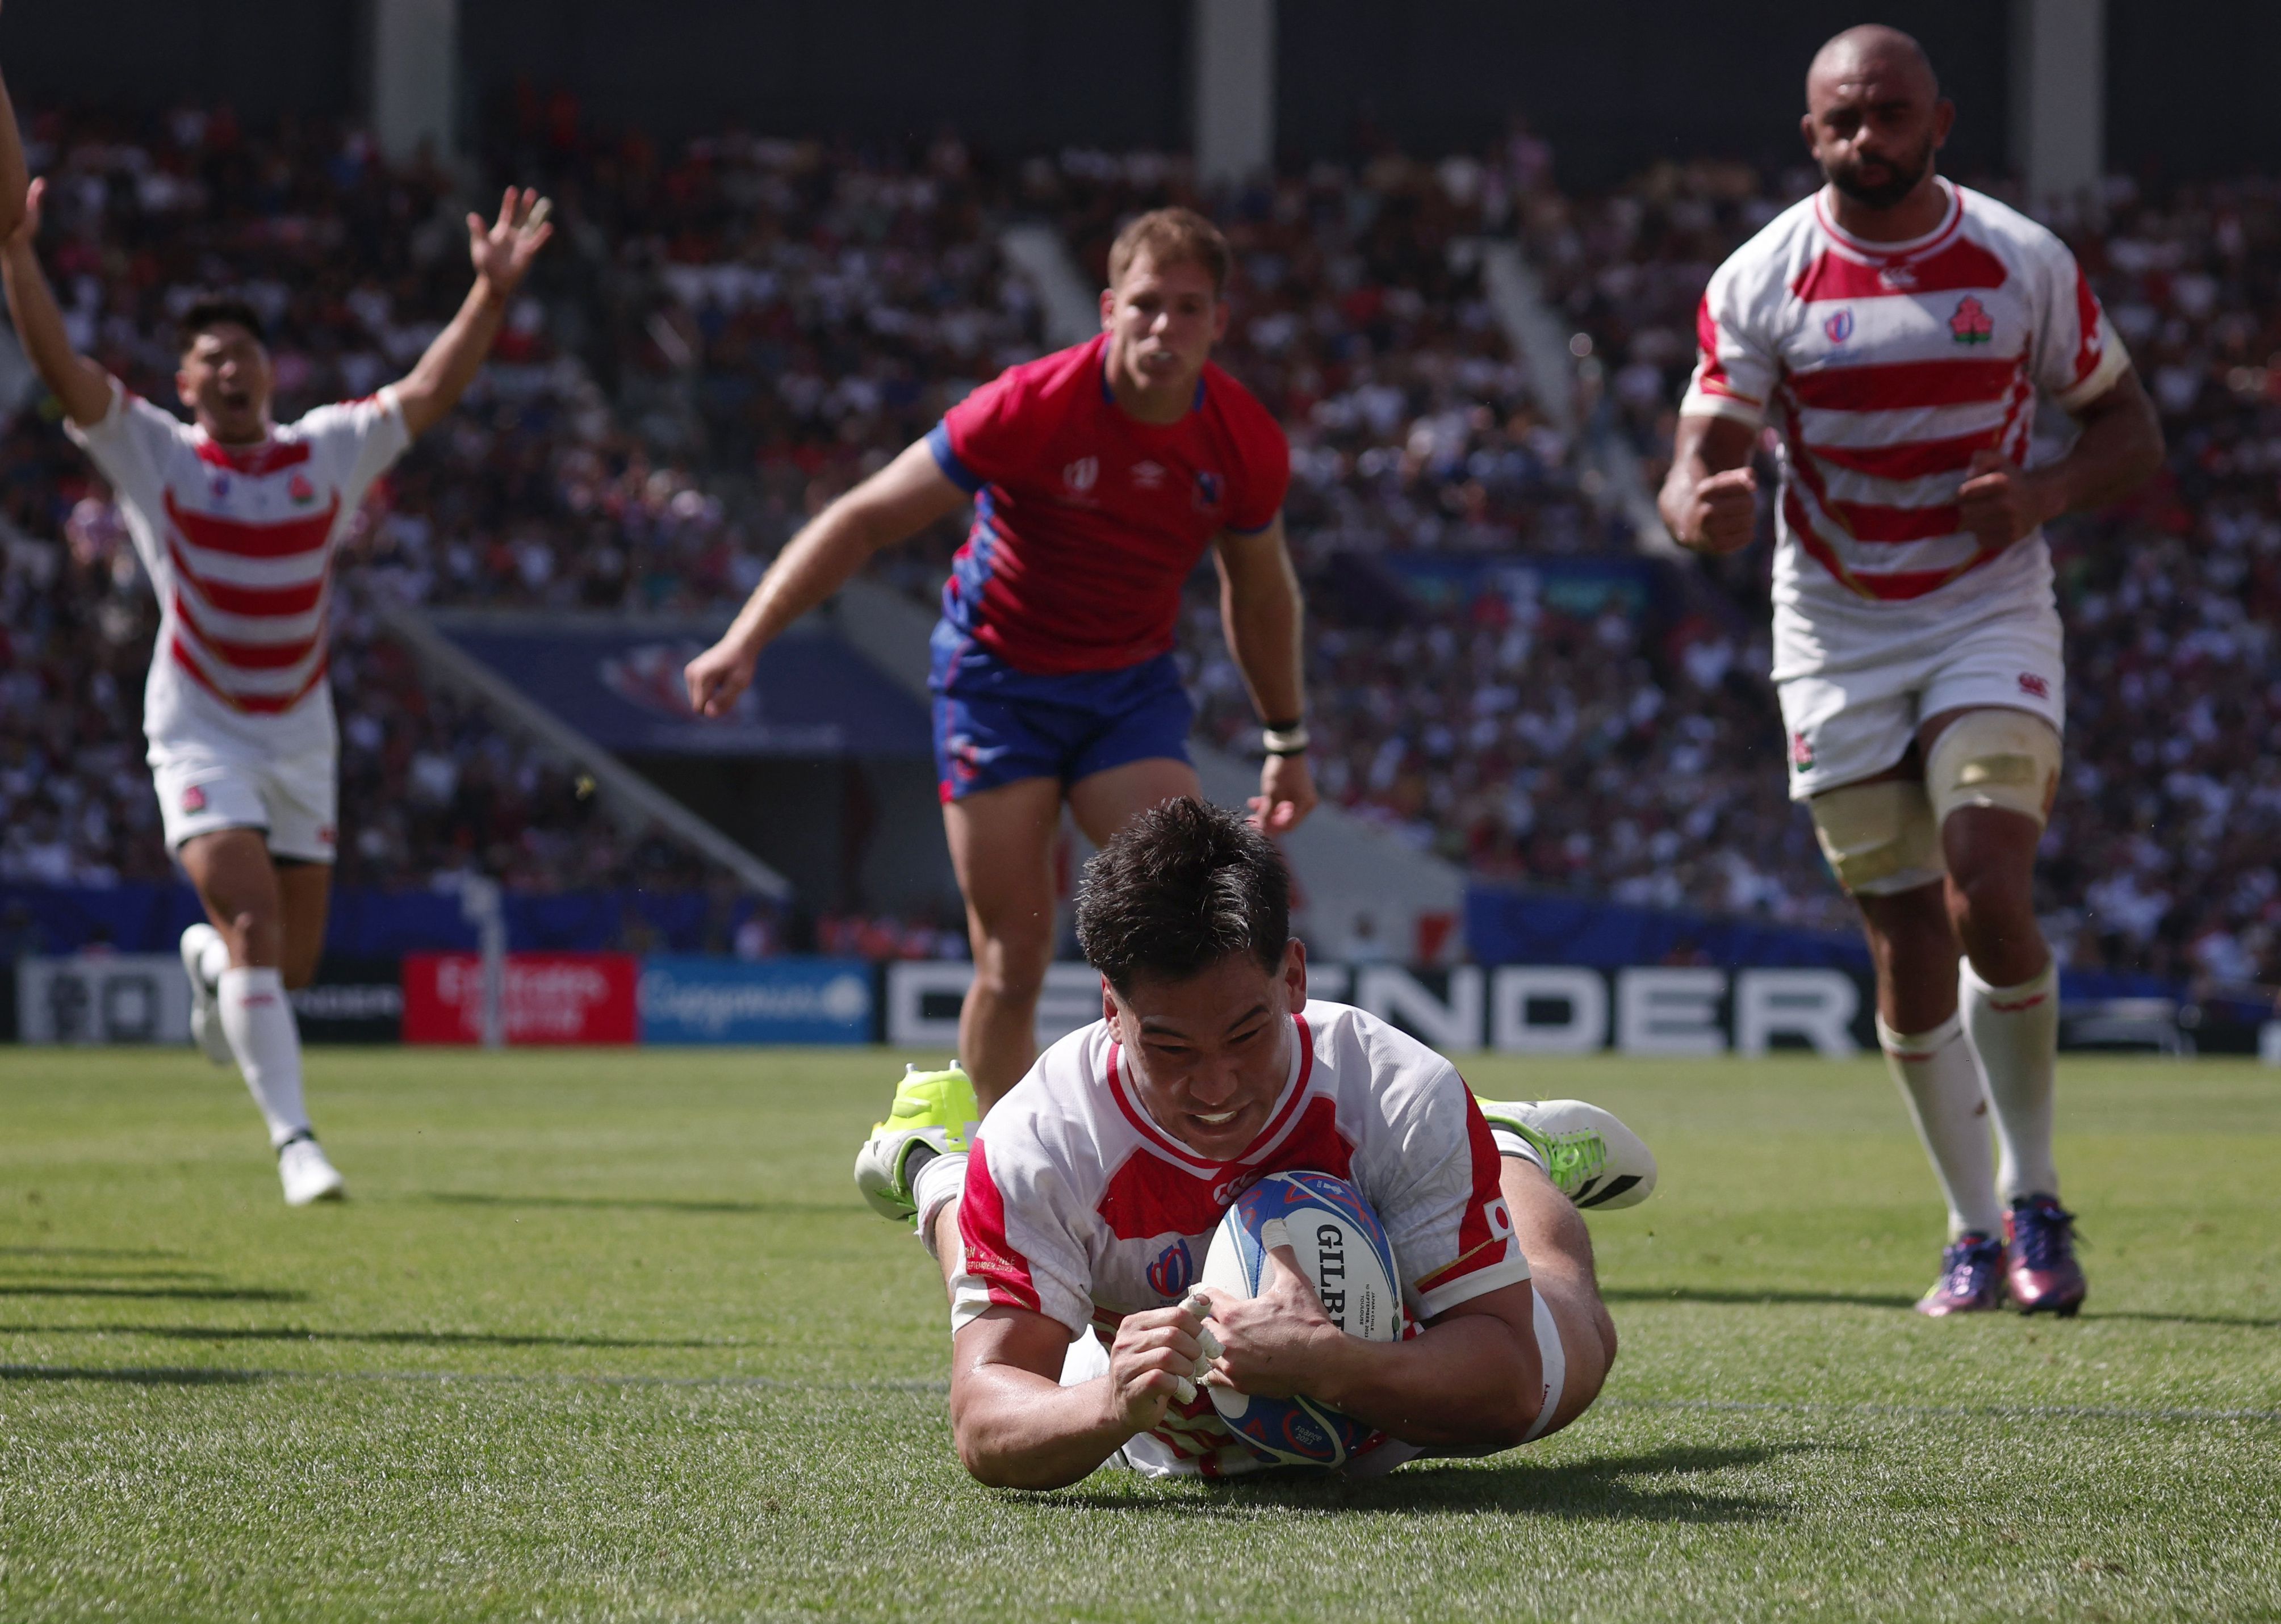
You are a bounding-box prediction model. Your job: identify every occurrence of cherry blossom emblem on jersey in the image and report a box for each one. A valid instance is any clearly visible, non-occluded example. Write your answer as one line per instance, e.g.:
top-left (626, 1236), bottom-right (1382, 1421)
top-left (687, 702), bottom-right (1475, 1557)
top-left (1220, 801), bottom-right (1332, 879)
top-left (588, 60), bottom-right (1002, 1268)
top-left (1950, 295), bottom-right (1994, 345)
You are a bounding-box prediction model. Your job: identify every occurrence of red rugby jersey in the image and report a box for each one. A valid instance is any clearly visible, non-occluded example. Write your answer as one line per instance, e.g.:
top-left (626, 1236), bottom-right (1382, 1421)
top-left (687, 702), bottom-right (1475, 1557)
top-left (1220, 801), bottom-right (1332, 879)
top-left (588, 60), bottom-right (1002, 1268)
top-left (929, 334), bottom-right (1291, 675)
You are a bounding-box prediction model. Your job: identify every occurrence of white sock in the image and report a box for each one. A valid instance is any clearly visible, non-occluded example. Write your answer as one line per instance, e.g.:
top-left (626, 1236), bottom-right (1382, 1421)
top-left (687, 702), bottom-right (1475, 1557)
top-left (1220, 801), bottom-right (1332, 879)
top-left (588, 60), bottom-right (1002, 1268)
top-left (1878, 1010), bottom-right (2003, 1238)
top-left (1962, 959), bottom-right (2061, 1203)
top-left (187, 924), bottom-right (232, 987)
top-left (217, 966), bottom-right (311, 1148)
top-left (1489, 1125), bottom-right (1549, 1175)
top-left (912, 1148), bottom-right (969, 1259)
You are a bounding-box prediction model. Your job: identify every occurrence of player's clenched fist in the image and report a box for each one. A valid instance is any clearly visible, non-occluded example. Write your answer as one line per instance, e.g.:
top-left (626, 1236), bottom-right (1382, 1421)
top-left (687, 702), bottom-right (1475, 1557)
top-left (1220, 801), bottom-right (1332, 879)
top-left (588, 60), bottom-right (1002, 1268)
top-left (1957, 447), bottom-right (2062, 552)
top-left (1100, 1301), bottom-right (1207, 1430)
top-left (1672, 466), bottom-right (1760, 554)
top-left (683, 637), bottom-right (757, 717)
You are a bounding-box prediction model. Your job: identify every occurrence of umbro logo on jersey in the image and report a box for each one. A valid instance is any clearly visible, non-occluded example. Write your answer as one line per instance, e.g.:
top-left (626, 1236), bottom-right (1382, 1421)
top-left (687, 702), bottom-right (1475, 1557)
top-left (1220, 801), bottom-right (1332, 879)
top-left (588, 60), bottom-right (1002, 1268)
top-left (1951, 295), bottom-right (1994, 345)
top-left (1063, 457), bottom-right (1099, 493)
top-left (1131, 460), bottom-right (1166, 488)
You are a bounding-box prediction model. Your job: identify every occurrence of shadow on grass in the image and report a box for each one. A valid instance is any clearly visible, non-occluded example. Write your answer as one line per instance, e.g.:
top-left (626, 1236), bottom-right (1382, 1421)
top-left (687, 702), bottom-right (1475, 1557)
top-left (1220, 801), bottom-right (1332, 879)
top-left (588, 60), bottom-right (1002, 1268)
top-left (0, 1284), bottom-right (304, 1303)
top-left (1051, 1442), bottom-right (1815, 1523)
top-left (0, 1246), bottom-right (187, 1260)
top-left (2081, 1309), bottom-right (2281, 1331)
top-left (416, 1191), bottom-right (839, 1218)
top-left (1, 1362), bottom-right (266, 1386)
top-left (0, 1321), bottom-right (748, 1351)
top-left (1605, 1286), bottom-right (1919, 1312)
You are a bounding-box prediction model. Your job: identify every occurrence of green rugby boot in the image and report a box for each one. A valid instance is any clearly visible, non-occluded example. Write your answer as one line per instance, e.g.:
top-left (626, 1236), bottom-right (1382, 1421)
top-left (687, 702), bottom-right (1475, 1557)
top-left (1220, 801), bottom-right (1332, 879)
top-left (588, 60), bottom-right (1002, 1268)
top-left (1471, 1096), bottom-right (1658, 1210)
top-left (852, 1062), bottom-right (980, 1221)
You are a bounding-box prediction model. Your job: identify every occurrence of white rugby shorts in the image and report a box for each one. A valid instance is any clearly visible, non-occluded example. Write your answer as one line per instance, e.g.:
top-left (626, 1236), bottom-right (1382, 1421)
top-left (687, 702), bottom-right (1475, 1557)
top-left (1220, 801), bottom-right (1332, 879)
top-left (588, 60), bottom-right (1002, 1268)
top-left (150, 743), bottom-right (339, 864)
top-left (1774, 599), bottom-right (2065, 801)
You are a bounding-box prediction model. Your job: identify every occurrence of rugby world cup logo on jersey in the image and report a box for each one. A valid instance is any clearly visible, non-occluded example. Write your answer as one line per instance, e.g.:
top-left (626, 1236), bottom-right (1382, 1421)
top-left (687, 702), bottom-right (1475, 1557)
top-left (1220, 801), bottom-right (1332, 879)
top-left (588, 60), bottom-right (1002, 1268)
top-left (1823, 308), bottom-right (1855, 346)
top-left (1062, 457), bottom-right (1099, 493)
top-left (1146, 1237), bottom-right (1195, 1299)
top-left (1192, 470), bottom-right (1224, 512)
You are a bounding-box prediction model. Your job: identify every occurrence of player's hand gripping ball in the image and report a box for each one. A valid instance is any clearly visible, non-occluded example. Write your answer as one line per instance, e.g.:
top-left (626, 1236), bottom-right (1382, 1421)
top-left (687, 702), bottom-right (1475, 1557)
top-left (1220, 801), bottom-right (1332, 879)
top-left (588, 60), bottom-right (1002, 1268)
top-left (1196, 1170), bottom-right (1404, 1468)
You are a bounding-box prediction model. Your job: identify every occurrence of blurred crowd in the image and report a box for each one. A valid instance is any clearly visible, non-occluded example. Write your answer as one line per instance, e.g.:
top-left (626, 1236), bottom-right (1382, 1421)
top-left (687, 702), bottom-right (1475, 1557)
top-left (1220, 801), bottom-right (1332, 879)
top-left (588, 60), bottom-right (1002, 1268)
top-left (2, 98), bottom-right (2275, 986)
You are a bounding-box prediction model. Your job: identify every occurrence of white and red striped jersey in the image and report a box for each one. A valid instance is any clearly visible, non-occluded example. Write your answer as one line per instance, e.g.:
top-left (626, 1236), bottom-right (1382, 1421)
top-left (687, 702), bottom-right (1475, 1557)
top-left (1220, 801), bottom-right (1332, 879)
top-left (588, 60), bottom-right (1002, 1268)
top-left (954, 999), bottom-right (1525, 1477)
top-left (68, 380), bottom-right (411, 759)
top-left (1681, 180), bottom-right (2129, 659)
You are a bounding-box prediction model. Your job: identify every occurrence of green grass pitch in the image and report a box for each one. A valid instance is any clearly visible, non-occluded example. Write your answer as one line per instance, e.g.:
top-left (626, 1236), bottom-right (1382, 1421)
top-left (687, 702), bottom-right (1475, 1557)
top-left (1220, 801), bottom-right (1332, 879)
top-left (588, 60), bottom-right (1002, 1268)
top-left (2, 1045), bottom-right (2278, 1622)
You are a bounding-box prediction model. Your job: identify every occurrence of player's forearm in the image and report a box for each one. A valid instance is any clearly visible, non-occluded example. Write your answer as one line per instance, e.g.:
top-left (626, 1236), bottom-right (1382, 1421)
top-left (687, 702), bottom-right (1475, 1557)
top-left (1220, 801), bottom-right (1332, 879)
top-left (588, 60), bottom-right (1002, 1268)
top-left (395, 280), bottom-right (510, 437)
top-left (949, 1370), bottom-right (1136, 1490)
top-left (1, 245), bottom-right (108, 425)
top-left (722, 508), bottom-right (888, 656)
top-left (0, 72), bottom-right (27, 244)
top-left (2039, 376), bottom-right (2166, 519)
top-left (1305, 1309), bottom-right (1538, 1450)
top-left (1220, 555), bottom-right (1307, 724)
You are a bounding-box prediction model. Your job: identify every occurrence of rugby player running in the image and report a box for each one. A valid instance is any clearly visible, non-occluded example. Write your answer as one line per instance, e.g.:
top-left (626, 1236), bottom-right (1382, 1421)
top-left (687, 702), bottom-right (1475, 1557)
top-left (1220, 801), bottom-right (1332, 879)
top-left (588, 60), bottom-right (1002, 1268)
top-left (1658, 26), bottom-right (2162, 1313)
top-left (0, 55), bottom-right (553, 1202)
top-left (685, 210), bottom-right (1319, 1234)
top-left (945, 798), bottom-right (1655, 1485)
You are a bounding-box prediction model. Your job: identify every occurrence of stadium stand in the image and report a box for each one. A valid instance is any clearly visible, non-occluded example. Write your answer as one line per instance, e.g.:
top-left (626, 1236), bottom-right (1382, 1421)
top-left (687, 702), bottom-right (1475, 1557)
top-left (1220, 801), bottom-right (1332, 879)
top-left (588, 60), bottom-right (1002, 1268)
top-left (2, 102), bottom-right (2274, 988)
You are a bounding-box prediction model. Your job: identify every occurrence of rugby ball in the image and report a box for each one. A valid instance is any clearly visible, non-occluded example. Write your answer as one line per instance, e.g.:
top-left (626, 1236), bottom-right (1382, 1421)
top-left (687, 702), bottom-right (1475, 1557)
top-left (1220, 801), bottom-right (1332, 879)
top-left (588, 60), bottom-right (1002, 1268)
top-left (1199, 1170), bottom-right (1404, 1468)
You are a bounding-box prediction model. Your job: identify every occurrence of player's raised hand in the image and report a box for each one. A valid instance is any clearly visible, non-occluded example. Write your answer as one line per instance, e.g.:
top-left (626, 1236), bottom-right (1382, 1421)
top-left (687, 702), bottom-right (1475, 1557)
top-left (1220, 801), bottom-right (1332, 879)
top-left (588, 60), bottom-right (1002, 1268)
top-left (1249, 752), bottom-right (1317, 836)
top-left (1958, 446), bottom-right (2062, 551)
top-left (1674, 465), bottom-right (1760, 554)
top-left (683, 634), bottom-right (758, 718)
top-left (1196, 1248), bottom-right (1341, 1400)
top-left (1102, 1300), bottom-right (1208, 1430)
top-left (468, 186), bottom-right (553, 299)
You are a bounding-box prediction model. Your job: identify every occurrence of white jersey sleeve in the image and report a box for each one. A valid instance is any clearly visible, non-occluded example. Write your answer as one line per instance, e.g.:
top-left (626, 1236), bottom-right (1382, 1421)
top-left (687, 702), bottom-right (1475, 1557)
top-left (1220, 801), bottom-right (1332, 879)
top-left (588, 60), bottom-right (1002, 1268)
top-left (2024, 232), bottom-right (2130, 412)
top-left (955, 1103), bottom-right (1098, 1341)
top-left (1326, 1009), bottom-right (1529, 1320)
top-left (290, 387), bottom-right (413, 505)
top-left (64, 381), bottom-right (197, 578)
top-left (1680, 254), bottom-right (1782, 430)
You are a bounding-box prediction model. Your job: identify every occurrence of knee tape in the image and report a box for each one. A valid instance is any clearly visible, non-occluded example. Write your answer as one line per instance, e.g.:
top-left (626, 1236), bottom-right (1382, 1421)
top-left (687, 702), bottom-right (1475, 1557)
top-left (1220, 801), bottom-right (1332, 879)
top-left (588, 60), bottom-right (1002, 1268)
top-left (1809, 778), bottom-right (1943, 897)
top-left (1924, 709), bottom-right (2061, 829)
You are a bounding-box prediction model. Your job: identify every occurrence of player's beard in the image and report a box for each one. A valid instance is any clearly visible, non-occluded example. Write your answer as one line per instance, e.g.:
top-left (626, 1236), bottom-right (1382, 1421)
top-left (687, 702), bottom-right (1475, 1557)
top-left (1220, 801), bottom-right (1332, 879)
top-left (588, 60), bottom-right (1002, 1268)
top-left (1824, 135), bottom-right (1936, 211)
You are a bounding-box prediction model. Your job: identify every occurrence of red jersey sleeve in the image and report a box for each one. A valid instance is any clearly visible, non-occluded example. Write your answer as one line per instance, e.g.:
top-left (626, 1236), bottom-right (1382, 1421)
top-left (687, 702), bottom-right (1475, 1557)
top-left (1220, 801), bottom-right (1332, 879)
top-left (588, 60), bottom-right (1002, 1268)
top-left (930, 369), bottom-right (1029, 494)
top-left (950, 1135), bottom-right (1093, 1337)
top-left (1219, 385), bottom-right (1291, 534)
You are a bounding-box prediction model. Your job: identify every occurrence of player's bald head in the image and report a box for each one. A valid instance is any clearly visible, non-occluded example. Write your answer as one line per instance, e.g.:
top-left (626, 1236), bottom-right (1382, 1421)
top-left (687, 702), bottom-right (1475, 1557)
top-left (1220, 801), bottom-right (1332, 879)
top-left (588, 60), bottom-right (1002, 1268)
top-left (1807, 25), bottom-right (1937, 109)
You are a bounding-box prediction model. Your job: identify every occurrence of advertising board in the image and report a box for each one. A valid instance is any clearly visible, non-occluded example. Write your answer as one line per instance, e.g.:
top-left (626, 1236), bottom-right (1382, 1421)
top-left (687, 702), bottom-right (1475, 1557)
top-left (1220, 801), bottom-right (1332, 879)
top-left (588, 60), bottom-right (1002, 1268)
top-left (15, 953), bottom-right (192, 1045)
top-left (638, 956), bottom-right (874, 1044)
top-left (402, 952), bottom-right (638, 1045)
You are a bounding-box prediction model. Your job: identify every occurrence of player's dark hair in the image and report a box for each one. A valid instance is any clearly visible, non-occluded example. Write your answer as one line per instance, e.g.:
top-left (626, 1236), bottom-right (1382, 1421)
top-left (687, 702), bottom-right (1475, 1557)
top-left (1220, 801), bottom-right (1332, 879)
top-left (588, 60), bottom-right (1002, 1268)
top-left (1076, 797), bottom-right (1290, 993)
top-left (177, 297), bottom-right (268, 355)
top-left (1107, 207), bottom-right (1231, 296)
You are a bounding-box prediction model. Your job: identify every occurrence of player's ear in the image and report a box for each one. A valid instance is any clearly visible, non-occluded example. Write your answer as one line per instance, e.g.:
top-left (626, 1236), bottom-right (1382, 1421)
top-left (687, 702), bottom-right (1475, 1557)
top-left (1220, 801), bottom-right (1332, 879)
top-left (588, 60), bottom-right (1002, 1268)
top-left (1932, 98), bottom-right (1955, 149)
top-left (1211, 298), bottom-right (1229, 345)
top-left (175, 369), bottom-right (197, 413)
top-left (1280, 939), bottom-right (1307, 1012)
top-left (1798, 111), bottom-right (1818, 157)
top-left (1098, 285), bottom-right (1116, 332)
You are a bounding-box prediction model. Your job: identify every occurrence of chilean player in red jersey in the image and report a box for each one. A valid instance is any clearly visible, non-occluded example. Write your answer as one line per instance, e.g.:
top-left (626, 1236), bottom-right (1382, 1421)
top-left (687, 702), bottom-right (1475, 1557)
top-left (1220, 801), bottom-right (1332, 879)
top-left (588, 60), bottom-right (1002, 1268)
top-left (685, 209), bottom-right (1319, 1229)
top-left (0, 66), bottom-right (553, 1202)
top-left (1659, 27), bottom-right (2163, 1314)
top-left (945, 799), bottom-right (1654, 1485)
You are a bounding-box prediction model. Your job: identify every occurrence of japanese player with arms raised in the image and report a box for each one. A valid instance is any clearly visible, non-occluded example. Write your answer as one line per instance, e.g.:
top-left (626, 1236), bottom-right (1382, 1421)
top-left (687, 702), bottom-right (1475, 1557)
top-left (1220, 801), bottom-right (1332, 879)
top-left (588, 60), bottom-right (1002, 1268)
top-left (0, 30), bottom-right (553, 1203)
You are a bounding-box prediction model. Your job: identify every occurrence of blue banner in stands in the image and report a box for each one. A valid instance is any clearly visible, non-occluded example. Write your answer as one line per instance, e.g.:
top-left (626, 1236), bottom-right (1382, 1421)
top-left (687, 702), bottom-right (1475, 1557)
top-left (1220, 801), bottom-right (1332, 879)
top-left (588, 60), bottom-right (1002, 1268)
top-left (434, 616), bottom-right (931, 757)
top-left (638, 955), bottom-right (875, 1044)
